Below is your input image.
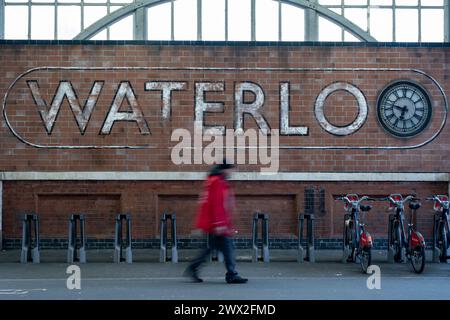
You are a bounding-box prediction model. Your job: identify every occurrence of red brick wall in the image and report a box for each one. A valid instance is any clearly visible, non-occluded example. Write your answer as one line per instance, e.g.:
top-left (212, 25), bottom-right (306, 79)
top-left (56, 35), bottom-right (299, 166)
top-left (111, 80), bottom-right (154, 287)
top-left (0, 44), bottom-right (449, 172)
top-left (2, 180), bottom-right (447, 240)
top-left (0, 43), bottom-right (449, 242)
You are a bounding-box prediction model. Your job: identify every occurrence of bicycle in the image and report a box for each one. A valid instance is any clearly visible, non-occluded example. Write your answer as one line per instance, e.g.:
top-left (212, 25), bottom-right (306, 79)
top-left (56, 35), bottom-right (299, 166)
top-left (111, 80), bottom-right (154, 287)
top-left (385, 194), bottom-right (425, 274)
top-left (336, 194), bottom-right (373, 273)
top-left (426, 195), bottom-right (449, 263)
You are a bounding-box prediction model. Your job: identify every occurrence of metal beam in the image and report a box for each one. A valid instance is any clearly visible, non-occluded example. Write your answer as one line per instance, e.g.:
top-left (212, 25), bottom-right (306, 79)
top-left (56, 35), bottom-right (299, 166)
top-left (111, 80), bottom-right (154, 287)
top-left (304, 0), bottom-right (318, 41)
top-left (445, 0), bottom-right (449, 42)
top-left (73, 0), bottom-right (376, 42)
top-left (0, 181), bottom-right (2, 250)
top-left (134, 7), bottom-right (147, 40)
top-left (0, 0), bottom-right (4, 40)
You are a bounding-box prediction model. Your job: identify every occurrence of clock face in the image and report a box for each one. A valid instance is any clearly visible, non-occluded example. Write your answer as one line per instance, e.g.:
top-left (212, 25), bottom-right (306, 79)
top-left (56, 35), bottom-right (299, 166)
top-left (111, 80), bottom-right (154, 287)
top-left (376, 81), bottom-right (432, 138)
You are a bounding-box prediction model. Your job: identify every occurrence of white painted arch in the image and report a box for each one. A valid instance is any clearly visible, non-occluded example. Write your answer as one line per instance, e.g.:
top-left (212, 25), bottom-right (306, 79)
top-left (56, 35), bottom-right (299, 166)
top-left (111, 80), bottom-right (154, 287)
top-left (73, 0), bottom-right (376, 42)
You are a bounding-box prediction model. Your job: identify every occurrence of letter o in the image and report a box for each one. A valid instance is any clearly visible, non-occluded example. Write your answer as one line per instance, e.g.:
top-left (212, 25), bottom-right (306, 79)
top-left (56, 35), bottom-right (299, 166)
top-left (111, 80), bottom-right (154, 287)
top-left (314, 82), bottom-right (368, 136)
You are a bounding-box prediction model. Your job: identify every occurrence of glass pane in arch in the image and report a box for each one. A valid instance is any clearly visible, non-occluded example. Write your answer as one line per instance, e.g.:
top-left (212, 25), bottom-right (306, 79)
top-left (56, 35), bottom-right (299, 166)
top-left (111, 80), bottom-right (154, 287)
top-left (5, 6), bottom-right (28, 39)
top-left (110, 15), bottom-right (133, 40)
top-left (58, 6), bottom-right (81, 39)
top-left (421, 0), bottom-right (443, 6)
top-left (174, 0), bottom-right (197, 40)
top-left (319, 0), bottom-right (341, 4)
top-left (395, 8), bottom-right (418, 41)
top-left (84, 6), bottom-right (107, 28)
top-left (91, 29), bottom-right (107, 40)
top-left (421, 9), bottom-right (443, 42)
top-left (202, 0), bottom-right (225, 41)
top-left (148, 2), bottom-right (172, 40)
top-left (344, 8), bottom-right (367, 31)
top-left (281, 3), bottom-right (304, 41)
top-left (31, 6), bottom-right (55, 39)
top-left (228, 0), bottom-right (251, 41)
top-left (318, 16), bottom-right (343, 41)
top-left (256, 0), bottom-right (279, 41)
top-left (396, 0), bottom-right (418, 5)
top-left (369, 8), bottom-right (392, 41)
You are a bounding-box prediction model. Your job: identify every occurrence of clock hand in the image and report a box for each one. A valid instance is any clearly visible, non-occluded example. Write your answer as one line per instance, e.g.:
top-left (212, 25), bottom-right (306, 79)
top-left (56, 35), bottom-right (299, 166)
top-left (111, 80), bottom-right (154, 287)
top-left (399, 105), bottom-right (408, 120)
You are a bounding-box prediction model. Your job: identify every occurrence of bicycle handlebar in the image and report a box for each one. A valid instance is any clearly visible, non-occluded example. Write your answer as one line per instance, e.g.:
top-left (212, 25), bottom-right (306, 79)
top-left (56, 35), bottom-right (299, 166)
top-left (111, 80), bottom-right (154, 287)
top-left (426, 195), bottom-right (449, 209)
top-left (335, 195), bottom-right (370, 207)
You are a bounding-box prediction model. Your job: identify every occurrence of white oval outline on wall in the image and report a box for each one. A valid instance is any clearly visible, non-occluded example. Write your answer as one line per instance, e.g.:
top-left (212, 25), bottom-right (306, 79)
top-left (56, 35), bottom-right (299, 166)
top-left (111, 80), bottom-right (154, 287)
top-left (2, 67), bottom-right (448, 150)
top-left (314, 82), bottom-right (368, 136)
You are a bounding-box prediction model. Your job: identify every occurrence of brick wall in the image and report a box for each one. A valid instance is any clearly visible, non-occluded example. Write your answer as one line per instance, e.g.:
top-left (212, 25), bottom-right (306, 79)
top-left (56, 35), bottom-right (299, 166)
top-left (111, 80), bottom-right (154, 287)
top-left (2, 180), bottom-right (447, 247)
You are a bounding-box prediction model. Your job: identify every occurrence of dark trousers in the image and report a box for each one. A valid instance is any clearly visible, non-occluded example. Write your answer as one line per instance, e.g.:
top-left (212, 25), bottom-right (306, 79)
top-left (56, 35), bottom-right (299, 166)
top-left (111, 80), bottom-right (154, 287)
top-left (189, 234), bottom-right (237, 278)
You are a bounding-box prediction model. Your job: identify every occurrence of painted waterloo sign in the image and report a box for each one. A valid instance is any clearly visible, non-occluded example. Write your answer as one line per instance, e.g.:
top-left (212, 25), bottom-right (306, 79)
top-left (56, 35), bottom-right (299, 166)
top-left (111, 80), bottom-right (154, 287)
top-left (2, 67), bottom-right (447, 149)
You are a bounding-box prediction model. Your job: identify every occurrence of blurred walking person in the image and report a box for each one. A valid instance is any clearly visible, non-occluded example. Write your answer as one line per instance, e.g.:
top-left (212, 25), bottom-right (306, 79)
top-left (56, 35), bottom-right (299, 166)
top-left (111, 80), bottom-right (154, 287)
top-left (184, 160), bottom-right (248, 284)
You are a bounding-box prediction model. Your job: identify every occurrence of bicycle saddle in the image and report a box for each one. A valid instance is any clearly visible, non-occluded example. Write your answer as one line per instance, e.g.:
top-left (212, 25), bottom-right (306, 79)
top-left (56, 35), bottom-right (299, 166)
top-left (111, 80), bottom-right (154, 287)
top-left (360, 205), bottom-right (372, 212)
top-left (409, 202), bottom-right (421, 210)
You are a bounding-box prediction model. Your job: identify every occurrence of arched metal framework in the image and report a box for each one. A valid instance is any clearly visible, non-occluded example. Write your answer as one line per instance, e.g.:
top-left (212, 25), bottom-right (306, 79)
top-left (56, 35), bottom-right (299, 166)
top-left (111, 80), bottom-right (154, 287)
top-left (73, 0), bottom-right (376, 41)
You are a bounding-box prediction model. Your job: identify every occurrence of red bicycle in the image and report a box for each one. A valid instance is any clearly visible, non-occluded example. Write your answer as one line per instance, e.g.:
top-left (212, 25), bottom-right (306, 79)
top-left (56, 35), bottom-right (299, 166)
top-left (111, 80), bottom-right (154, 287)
top-left (385, 194), bottom-right (425, 274)
top-left (336, 194), bottom-right (373, 273)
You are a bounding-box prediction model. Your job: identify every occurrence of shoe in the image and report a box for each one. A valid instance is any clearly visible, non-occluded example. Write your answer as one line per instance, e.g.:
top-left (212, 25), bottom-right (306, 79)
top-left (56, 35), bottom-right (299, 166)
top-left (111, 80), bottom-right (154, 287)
top-left (226, 275), bottom-right (248, 284)
top-left (183, 267), bottom-right (203, 283)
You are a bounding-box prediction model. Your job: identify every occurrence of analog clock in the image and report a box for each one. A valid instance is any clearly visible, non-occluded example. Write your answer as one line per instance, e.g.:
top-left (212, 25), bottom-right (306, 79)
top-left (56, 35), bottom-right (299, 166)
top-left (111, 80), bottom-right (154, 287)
top-left (376, 81), bottom-right (432, 138)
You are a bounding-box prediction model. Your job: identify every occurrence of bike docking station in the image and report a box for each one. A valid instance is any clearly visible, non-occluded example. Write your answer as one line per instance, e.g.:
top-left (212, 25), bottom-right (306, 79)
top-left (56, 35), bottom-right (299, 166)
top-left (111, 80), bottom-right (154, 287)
top-left (432, 211), bottom-right (450, 264)
top-left (432, 212), bottom-right (442, 263)
top-left (298, 188), bottom-right (321, 263)
top-left (207, 233), bottom-right (224, 263)
top-left (67, 214), bottom-right (87, 263)
top-left (20, 214), bottom-right (40, 263)
top-left (114, 213), bottom-right (132, 263)
top-left (387, 213), bottom-right (404, 263)
top-left (298, 213), bottom-right (315, 263)
top-left (160, 212), bottom-right (178, 263)
top-left (252, 212), bottom-right (270, 263)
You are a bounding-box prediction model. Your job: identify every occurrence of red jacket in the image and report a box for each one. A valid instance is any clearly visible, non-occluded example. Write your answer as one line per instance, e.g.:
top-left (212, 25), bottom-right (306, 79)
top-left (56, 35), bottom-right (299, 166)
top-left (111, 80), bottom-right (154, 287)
top-left (195, 174), bottom-right (235, 236)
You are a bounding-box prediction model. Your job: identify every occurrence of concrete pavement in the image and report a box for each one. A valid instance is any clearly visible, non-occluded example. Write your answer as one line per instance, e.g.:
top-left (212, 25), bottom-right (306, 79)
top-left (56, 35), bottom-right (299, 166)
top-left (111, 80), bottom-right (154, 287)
top-left (0, 249), bottom-right (449, 300)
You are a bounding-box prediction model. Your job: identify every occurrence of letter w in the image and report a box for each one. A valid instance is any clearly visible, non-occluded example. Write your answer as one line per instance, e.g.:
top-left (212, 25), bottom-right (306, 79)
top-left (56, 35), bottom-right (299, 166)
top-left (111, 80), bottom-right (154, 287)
top-left (27, 80), bottom-right (104, 134)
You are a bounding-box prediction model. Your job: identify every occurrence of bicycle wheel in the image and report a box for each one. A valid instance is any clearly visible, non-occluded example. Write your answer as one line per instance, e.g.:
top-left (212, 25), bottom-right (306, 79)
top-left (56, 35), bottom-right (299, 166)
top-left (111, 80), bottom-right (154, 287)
top-left (392, 221), bottom-right (403, 262)
top-left (343, 214), bottom-right (351, 261)
top-left (439, 223), bottom-right (448, 262)
top-left (360, 247), bottom-right (372, 274)
top-left (410, 246), bottom-right (425, 274)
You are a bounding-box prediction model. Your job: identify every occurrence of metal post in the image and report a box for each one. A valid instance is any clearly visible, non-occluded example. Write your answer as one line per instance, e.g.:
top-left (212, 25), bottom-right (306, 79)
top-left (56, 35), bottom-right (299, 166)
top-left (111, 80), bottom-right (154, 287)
top-left (114, 214), bottom-right (133, 263)
top-left (160, 213), bottom-right (178, 263)
top-left (252, 214), bottom-right (258, 262)
top-left (432, 213), bottom-right (440, 263)
top-left (159, 214), bottom-right (166, 262)
top-left (252, 212), bottom-right (269, 263)
top-left (387, 214), bottom-right (395, 263)
top-left (0, 180), bottom-right (2, 250)
top-left (298, 213), bottom-right (315, 263)
top-left (0, 0), bottom-right (4, 40)
top-left (171, 214), bottom-right (178, 263)
top-left (298, 214), bottom-right (304, 263)
top-left (67, 214), bottom-right (86, 264)
top-left (307, 214), bottom-right (315, 263)
top-left (262, 214), bottom-right (269, 263)
top-left (20, 214), bottom-right (40, 263)
top-left (445, 0), bottom-right (449, 42)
